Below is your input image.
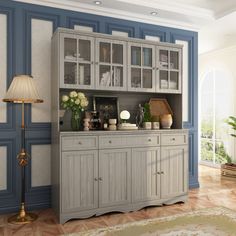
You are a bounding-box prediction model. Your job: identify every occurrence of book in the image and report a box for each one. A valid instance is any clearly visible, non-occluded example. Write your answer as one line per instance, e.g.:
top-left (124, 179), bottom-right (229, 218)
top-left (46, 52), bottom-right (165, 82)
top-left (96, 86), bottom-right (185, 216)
top-left (79, 65), bottom-right (84, 85)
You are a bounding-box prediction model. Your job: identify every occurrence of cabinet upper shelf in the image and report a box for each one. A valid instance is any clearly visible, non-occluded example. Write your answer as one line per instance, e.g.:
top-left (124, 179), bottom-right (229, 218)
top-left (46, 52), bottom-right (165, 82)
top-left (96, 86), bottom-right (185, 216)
top-left (53, 27), bottom-right (183, 94)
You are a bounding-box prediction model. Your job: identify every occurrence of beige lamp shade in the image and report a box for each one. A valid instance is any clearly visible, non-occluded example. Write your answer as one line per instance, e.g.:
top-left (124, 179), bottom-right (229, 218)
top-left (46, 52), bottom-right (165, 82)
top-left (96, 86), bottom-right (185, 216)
top-left (3, 75), bottom-right (43, 103)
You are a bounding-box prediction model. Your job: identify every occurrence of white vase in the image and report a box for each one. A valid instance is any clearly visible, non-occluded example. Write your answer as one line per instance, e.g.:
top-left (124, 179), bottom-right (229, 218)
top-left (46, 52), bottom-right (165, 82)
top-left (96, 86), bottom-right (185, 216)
top-left (160, 114), bottom-right (173, 129)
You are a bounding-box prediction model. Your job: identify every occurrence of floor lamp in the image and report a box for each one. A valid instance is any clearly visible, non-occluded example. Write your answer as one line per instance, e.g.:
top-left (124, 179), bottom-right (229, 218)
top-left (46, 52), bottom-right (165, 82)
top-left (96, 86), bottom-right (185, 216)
top-left (3, 75), bottom-right (43, 224)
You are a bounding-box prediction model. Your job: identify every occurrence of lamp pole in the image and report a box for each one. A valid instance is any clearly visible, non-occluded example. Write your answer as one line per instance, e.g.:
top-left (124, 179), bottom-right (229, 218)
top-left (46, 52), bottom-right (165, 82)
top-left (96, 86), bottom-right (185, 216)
top-left (3, 75), bottom-right (43, 224)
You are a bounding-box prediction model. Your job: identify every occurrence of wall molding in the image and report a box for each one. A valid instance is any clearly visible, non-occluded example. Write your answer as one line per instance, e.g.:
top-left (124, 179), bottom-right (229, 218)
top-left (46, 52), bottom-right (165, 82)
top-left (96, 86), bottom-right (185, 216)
top-left (0, 7), bottom-right (16, 131)
top-left (105, 22), bottom-right (135, 37)
top-left (0, 139), bottom-right (19, 212)
top-left (170, 32), bottom-right (197, 129)
top-left (24, 138), bottom-right (51, 210)
top-left (140, 28), bottom-right (167, 42)
top-left (67, 16), bottom-right (100, 32)
top-left (0, 0), bottom-right (198, 213)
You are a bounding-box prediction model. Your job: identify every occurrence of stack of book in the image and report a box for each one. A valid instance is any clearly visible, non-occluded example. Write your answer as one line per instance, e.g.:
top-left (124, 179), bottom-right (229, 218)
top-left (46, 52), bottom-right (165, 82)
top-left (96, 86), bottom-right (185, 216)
top-left (118, 123), bottom-right (138, 130)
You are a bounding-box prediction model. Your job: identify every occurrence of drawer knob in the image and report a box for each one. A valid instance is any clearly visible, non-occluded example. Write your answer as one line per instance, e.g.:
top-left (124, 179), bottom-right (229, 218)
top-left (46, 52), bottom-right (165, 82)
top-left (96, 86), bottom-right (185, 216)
top-left (78, 141), bottom-right (82, 145)
top-left (99, 177), bottom-right (103, 181)
top-left (156, 172), bottom-right (161, 175)
top-left (161, 171), bottom-right (164, 174)
top-left (94, 178), bottom-right (98, 181)
top-left (109, 140), bottom-right (112, 144)
top-left (148, 138), bottom-right (152, 142)
top-left (171, 138), bottom-right (175, 141)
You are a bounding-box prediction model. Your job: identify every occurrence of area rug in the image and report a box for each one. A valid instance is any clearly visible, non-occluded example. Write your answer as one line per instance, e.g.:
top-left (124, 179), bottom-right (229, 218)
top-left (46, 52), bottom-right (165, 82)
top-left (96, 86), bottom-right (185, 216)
top-left (67, 207), bottom-right (236, 236)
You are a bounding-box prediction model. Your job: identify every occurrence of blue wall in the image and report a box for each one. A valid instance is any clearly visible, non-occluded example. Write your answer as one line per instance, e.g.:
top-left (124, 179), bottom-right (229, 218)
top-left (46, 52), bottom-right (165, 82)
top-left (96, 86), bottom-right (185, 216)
top-left (0, 0), bottom-right (198, 214)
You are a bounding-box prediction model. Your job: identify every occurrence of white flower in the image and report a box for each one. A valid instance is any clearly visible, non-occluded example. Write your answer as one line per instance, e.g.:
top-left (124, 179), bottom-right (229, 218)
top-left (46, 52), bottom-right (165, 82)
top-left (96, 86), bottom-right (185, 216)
top-left (80, 98), bottom-right (88, 107)
top-left (69, 91), bottom-right (77, 98)
top-left (77, 92), bottom-right (85, 99)
top-left (75, 99), bottom-right (80, 105)
top-left (62, 95), bottom-right (69, 102)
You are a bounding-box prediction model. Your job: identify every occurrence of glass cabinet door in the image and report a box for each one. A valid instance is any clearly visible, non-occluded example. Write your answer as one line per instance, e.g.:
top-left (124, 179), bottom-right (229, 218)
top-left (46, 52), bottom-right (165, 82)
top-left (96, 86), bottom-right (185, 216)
top-left (129, 43), bottom-right (155, 92)
top-left (157, 47), bottom-right (181, 92)
top-left (61, 34), bottom-right (94, 89)
top-left (96, 39), bottom-right (126, 90)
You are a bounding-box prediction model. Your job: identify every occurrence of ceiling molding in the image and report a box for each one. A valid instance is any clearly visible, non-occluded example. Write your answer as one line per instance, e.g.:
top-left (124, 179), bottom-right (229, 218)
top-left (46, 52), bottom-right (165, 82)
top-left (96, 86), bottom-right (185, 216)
top-left (117, 0), bottom-right (214, 20)
top-left (14, 0), bottom-right (215, 30)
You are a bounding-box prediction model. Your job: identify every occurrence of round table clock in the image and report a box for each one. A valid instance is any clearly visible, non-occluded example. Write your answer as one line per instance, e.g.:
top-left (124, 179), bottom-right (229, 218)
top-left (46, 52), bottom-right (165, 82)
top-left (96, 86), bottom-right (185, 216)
top-left (120, 110), bottom-right (130, 122)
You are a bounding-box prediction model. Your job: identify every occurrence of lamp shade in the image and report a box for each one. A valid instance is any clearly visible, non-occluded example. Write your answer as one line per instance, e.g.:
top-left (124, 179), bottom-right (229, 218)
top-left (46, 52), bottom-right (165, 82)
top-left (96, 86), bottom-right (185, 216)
top-left (3, 75), bottom-right (43, 103)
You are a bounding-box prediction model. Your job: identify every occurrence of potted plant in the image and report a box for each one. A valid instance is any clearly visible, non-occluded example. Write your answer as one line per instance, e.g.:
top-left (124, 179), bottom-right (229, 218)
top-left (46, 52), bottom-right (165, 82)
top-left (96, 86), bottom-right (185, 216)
top-left (221, 116), bottom-right (236, 177)
top-left (61, 91), bottom-right (89, 131)
top-left (143, 103), bottom-right (152, 129)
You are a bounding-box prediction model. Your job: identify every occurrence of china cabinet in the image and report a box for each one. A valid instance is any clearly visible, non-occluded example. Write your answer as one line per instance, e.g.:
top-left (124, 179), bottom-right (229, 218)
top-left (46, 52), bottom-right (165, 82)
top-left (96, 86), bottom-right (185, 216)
top-left (51, 28), bottom-right (188, 224)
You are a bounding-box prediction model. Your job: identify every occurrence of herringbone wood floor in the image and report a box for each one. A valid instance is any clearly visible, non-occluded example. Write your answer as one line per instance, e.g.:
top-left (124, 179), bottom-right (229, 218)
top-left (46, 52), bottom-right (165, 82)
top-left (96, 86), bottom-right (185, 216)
top-left (0, 165), bottom-right (236, 235)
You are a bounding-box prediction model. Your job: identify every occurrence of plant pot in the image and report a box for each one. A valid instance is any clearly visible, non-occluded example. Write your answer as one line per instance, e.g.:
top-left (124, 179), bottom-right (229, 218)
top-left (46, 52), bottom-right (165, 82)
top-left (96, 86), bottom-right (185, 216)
top-left (221, 163), bottom-right (236, 178)
top-left (160, 114), bottom-right (173, 129)
top-left (143, 122), bottom-right (152, 130)
top-left (152, 121), bottom-right (160, 130)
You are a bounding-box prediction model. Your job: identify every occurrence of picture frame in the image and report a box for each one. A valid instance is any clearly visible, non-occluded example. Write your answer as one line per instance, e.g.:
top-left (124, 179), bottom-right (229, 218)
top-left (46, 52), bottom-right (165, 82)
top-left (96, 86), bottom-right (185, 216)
top-left (93, 95), bottom-right (119, 125)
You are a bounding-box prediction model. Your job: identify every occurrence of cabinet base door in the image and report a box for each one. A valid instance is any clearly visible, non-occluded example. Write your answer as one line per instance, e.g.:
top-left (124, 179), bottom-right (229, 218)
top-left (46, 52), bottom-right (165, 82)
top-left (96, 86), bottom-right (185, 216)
top-left (99, 148), bottom-right (131, 208)
top-left (132, 147), bottom-right (161, 202)
top-left (61, 150), bottom-right (98, 212)
top-left (161, 145), bottom-right (188, 199)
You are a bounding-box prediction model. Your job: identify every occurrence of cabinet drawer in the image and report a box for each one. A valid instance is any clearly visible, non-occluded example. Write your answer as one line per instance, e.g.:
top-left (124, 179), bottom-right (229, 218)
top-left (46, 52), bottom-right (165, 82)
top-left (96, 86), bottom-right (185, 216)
top-left (61, 136), bottom-right (98, 151)
top-left (99, 134), bottom-right (160, 149)
top-left (161, 133), bottom-right (187, 146)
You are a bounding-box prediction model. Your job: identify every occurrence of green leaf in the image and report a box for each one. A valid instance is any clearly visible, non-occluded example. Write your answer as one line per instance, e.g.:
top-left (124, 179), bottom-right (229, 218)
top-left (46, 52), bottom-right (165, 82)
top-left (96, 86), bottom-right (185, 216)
top-left (229, 116), bottom-right (236, 122)
top-left (227, 121), bottom-right (236, 129)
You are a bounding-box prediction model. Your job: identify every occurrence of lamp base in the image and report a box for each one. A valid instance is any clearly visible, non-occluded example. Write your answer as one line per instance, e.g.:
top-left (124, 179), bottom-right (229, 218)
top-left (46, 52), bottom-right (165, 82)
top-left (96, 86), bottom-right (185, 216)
top-left (8, 212), bottom-right (38, 224)
top-left (8, 203), bottom-right (38, 224)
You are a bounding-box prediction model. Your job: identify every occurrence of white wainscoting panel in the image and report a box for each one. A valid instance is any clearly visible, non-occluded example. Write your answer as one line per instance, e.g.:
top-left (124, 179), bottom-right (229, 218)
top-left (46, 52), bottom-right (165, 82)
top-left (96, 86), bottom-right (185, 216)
top-left (176, 40), bottom-right (189, 122)
top-left (145, 35), bottom-right (160, 42)
top-left (31, 19), bottom-right (53, 123)
top-left (0, 14), bottom-right (7, 123)
top-left (31, 144), bottom-right (51, 187)
top-left (112, 31), bottom-right (128, 37)
top-left (0, 146), bottom-right (7, 190)
top-left (74, 25), bottom-right (93, 32)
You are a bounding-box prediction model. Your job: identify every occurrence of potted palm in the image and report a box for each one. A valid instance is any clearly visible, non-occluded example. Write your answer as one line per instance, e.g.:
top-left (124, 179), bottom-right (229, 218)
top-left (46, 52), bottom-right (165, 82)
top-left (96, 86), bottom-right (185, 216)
top-left (221, 116), bottom-right (236, 177)
top-left (143, 103), bottom-right (152, 129)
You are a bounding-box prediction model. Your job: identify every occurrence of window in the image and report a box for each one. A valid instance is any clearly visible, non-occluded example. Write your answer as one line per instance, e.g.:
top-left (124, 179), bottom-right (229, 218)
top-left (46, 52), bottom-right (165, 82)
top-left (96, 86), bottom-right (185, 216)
top-left (200, 69), bottom-right (234, 166)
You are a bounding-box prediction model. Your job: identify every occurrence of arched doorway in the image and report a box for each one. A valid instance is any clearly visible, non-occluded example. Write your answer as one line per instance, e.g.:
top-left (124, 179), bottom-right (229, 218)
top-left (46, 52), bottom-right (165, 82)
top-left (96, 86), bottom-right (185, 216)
top-left (200, 69), bottom-right (234, 166)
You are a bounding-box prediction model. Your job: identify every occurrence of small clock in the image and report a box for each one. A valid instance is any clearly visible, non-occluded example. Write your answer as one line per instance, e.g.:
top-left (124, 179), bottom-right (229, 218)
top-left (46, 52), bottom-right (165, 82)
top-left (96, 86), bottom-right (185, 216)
top-left (120, 110), bottom-right (130, 122)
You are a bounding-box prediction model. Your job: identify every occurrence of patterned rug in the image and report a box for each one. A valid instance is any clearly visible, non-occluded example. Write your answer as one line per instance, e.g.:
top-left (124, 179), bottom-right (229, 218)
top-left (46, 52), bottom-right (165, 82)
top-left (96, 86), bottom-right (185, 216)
top-left (67, 207), bottom-right (236, 236)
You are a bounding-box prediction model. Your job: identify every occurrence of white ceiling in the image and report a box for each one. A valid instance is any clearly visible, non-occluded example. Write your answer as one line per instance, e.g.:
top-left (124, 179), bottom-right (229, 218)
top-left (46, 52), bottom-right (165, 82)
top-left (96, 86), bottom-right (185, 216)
top-left (15, 0), bottom-right (236, 53)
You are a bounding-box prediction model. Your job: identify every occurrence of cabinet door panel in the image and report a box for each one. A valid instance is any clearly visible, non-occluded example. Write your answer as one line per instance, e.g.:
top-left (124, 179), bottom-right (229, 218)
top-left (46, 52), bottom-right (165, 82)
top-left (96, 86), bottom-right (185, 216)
top-left (99, 149), bottom-right (131, 208)
top-left (156, 46), bottom-right (182, 93)
top-left (132, 147), bottom-right (161, 202)
top-left (61, 150), bottom-right (98, 212)
top-left (161, 146), bottom-right (188, 199)
top-left (128, 42), bottom-right (155, 92)
top-left (60, 33), bottom-right (95, 89)
top-left (96, 38), bottom-right (127, 91)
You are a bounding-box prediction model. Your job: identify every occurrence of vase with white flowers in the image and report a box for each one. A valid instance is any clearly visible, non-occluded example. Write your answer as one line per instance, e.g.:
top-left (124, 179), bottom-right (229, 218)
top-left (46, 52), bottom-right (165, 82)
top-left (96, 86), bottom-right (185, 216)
top-left (61, 91), bottom-right (89, 131)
